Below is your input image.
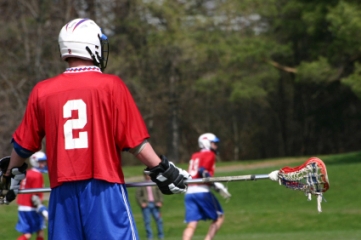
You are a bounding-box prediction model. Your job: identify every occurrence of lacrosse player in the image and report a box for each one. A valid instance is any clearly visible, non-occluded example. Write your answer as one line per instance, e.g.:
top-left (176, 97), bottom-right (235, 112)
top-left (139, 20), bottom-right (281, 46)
top-left (15, 151), bottom-right (48, 240)
top-left (183, 133), bottom-right (231, 240)
top-left (2, 18), bottom-right (190, 240)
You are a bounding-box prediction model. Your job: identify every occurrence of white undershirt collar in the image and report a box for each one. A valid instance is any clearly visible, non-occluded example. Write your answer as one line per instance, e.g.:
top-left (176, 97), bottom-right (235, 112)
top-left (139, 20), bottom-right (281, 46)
top-left (64, 66), bottom-right (102, 73)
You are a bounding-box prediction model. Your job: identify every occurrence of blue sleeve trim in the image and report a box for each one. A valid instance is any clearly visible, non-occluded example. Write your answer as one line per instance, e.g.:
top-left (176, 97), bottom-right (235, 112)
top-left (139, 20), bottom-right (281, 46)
top-left (12, 139), bottom-right (34, 158)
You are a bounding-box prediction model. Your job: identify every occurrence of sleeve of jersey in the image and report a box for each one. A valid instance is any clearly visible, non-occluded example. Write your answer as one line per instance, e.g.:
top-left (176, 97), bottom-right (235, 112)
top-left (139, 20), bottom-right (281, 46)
top-left (12, 86), bottom-right (44, 152)
top-left (204, 153), bottom-right (216, 177)
top-left (113, 79), bottom-right (150, 150)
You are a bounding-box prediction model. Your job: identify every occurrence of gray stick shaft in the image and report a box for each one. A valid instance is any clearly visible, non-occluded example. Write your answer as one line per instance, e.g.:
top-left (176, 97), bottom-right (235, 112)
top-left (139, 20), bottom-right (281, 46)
top-left (18, 174), bottom-right (270, 194)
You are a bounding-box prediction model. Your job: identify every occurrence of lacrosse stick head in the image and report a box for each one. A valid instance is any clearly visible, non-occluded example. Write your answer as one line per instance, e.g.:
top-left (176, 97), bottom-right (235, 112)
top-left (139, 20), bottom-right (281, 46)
top-left (278, 157), bottom-right (329, 195)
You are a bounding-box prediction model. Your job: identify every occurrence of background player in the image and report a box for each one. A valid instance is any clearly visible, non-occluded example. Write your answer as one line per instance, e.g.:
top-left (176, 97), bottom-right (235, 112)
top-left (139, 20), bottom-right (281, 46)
top-left (2, 18), bottom-right (190, 240)
top-left (136, 173), bottom-right (164, 240)
top-left (16, 151), bottom-right (48, 240)
top-left (183, 133), bottom-right (230, 240)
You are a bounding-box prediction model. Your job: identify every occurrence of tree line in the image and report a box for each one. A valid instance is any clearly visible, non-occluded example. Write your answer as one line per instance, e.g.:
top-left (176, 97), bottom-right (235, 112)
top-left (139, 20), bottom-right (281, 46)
top-left (1, 0), bottom-right (361, 164)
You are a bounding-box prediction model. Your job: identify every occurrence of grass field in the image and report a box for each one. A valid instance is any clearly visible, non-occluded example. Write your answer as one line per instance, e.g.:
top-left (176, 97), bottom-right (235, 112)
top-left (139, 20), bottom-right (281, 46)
top-left (1, 151), bottom-right (360, 240)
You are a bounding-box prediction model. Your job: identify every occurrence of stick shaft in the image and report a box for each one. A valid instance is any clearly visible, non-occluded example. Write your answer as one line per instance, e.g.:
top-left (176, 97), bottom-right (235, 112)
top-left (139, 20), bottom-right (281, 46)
top-left (18, 174), bottom-right (270, 194)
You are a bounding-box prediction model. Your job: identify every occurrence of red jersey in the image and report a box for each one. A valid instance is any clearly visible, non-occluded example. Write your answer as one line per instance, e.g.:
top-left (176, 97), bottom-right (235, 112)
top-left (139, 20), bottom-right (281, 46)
top-left (17, 168), bottom-right (44, 207)
top-left (13, 67), bottom-right (149, 188)
top-left (188, 149), bottom-right (216, 179)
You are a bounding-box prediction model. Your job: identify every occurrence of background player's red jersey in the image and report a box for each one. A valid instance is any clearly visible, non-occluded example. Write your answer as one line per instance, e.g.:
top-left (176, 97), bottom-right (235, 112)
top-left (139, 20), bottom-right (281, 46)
top-left (17, 168), bottom-right (44, 207)
top-left (13, 68), bottom-right (149, 188)
top-left (188, 149), bottom-right (216, 179)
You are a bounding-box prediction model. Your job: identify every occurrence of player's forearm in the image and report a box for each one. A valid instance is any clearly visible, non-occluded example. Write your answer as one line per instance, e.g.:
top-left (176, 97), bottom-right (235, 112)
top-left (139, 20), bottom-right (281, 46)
top-left (134, 142), bottom-right (161, 168)
top-left (5, 149), bottom-right (27, 176)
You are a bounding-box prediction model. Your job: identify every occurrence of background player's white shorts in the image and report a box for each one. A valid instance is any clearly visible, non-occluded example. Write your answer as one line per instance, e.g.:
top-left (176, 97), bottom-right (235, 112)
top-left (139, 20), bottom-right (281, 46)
top-left (184, 192), bottom-right (224, 222)
top-left (48, 179), bottom-right (139, 240)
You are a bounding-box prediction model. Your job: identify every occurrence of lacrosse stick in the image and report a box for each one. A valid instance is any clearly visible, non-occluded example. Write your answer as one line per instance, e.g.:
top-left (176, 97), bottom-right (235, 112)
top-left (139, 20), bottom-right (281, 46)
top-left (274, 157), bottom-right (329, 212)
top-left (17, 174), bottom-right (270, 193)
top-left (13, 157), bottom-right (329, 212)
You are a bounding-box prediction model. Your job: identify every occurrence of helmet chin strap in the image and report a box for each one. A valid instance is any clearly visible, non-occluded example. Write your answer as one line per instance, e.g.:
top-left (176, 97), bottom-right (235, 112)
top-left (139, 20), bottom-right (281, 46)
top-left (85, 46), bottom-right (102, 70)
top-left (85, 39), bottom-right (109, 72)
top-left (211, 148), bottom-right (219, 155)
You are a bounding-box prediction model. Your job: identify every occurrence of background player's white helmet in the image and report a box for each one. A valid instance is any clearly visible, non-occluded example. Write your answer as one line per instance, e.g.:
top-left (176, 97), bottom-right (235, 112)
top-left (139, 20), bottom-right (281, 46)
top-left (30, 151), bottom-right (47, 168)
top-left (58, 18), bottom-right (109, 70)
top-left (198, 133), bottom-right (220, 150)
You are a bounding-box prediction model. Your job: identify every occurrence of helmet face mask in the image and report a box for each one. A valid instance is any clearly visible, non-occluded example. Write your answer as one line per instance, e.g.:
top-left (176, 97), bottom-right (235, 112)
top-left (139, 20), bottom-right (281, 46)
top-left (198, 133), bottom-right (220, 151)
top-left (99, 33), bottom-right (109, 71)
top-left (58, 18), bottom-right (109, 71)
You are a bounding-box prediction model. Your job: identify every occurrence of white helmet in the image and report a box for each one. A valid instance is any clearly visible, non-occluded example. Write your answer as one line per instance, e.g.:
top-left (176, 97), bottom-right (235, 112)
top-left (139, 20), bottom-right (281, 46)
top-left (30, 151), bottom-right (47, 168)
top-left (58, 18), bottom-right (109, 70)
top-left (198, 133), bottom-right (220, 150)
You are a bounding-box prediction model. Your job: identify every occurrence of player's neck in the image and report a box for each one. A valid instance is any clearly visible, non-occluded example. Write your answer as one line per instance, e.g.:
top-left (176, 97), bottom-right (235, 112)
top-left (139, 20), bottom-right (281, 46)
top-left (67, 58), bottom-right (95, 68)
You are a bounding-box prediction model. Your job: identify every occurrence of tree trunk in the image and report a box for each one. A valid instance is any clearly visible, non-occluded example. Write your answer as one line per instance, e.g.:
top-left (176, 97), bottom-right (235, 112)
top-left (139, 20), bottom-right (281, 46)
top-left (168, 76), bottom-right (179, 163)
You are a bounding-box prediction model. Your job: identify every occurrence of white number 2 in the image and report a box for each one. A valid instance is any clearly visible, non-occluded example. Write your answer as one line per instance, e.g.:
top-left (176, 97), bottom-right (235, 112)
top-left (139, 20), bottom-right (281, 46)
top-left (63, 99), bottom-right (88, 149)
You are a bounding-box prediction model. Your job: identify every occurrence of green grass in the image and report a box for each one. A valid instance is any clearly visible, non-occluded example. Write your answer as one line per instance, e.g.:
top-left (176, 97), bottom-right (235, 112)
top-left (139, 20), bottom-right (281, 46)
top-left (1, 151), bottom-right (361, 239)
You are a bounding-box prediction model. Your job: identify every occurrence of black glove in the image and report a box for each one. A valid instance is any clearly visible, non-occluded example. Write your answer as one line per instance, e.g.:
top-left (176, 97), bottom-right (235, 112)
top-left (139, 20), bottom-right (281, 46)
top-left (0, 156), bottom-right (27, 204)
top-left (144, 155), bottom-right (191, 195)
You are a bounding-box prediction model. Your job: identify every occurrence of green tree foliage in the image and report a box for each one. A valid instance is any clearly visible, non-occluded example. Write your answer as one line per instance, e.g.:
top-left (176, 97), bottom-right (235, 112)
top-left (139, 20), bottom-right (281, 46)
top-left (342, 63), bottom-right (361, 98)
top-left (1, 0), bottom-right (361, 163)
top-left (296, 57), bottom-right (337, 83)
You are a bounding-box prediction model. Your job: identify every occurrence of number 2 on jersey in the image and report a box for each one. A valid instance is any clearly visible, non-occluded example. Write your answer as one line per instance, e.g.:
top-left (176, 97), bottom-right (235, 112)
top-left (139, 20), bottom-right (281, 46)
top-left (63, 99), bottom-right (88, 149)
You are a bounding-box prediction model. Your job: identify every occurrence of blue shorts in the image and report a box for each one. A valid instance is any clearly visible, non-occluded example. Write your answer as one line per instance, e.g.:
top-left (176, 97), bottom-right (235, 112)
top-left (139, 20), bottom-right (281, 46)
top-left (184, 192), bottom-right (224, 223)
top-left (48, 179), bottom-right (139, 240)
top-left (16, 210), bottom-right (45, 234)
